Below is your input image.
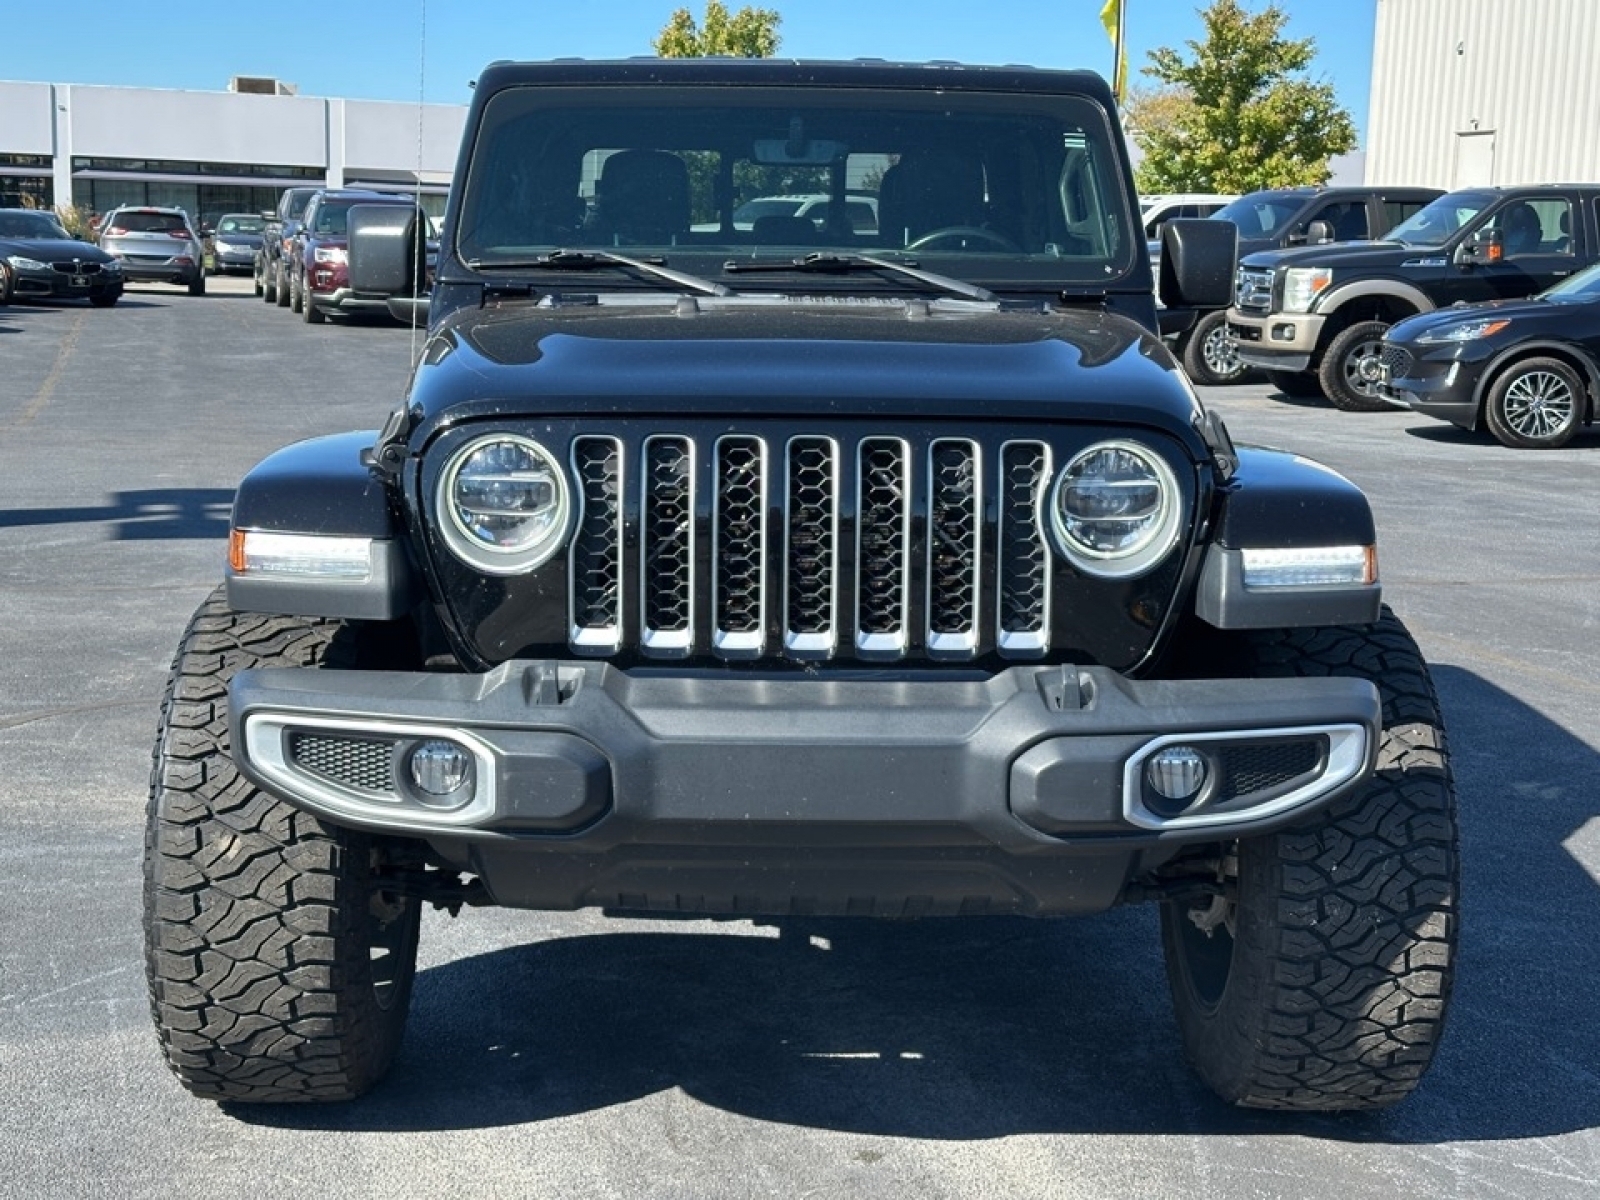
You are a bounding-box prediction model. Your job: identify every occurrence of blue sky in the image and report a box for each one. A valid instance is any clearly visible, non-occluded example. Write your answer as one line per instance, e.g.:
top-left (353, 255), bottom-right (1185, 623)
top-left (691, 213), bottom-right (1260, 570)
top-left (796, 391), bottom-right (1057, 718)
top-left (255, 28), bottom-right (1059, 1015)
top-left (0, 1), bottom-right (1377, 140)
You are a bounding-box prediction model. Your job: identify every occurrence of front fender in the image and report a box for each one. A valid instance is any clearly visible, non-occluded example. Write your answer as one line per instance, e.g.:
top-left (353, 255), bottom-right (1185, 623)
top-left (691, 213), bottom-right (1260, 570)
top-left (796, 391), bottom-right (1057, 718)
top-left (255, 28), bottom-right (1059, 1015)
top-left (1194, 445), bottom-right (1381, 629)
top-left (1315, 278), bottom-right (1434, 319)
top-left (227, 431), bottom-right (423, 621)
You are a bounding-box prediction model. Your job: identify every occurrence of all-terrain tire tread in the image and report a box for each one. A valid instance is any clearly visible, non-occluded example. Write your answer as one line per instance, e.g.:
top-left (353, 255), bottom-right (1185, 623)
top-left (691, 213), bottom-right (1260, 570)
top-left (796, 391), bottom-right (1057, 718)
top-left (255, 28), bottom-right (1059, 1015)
top-left (142, 587), bottom-right (413, 1103)
top-left (1168, 608), bottom-right (1458, 1111)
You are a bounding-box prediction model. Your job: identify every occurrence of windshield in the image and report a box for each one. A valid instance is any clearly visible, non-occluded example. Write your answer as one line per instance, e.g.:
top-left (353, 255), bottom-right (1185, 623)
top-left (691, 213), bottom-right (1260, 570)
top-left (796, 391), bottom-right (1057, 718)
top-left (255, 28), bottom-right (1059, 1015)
top-left (1209, 193), bottom-right (1309, 238)
top-left (456, 85), bottom-right (1134, 288)
top-left (1541, 259), bottom-right (1600, 299)
top-left (0, 211), bottom-right (69, 239)
top-left (217, 215), bottom-right (265, 234)
top-left (107, 211), bottom-right (191, 235)
top-left (1385, 190), bottom-right (1494, 247)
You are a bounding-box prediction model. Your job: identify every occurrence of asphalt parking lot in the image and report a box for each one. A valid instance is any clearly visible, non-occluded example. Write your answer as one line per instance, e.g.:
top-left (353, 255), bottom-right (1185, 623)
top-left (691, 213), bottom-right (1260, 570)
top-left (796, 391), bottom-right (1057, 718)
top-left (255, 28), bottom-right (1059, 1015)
top-left (1, 277), bottom-right (1597, 1199)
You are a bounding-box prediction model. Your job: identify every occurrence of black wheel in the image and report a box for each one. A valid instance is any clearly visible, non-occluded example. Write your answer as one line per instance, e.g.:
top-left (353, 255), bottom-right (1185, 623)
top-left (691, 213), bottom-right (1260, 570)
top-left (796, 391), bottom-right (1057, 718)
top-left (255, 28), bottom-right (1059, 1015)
top-left (261, 259), bottom-right (278, 304)
top-left (1318, 320), bottom-right (1396, 411)
top-left (1483, 355), bottom-right (1587, 448)
top-left (275, 262), bottom-right (291, 307)
top-left (0, 262), bottom-right (13, 305)
top-left (290, 268), bottom-right (303, 313)
top-left (188, 273), bottom-right (206, 297)
top-left (252, 258), bottom-right (264, 297)
top-left (144, 589), bottom-right (421, 1103)
top-left (1265, 370), bottom-right (1323, 398)
top-left (302, 281), bottom-right (326, 324)
top-left (90, 292), bottom-right (119, 308)
top-left (1161, 609), bottom-right (1458, 1110)
top-left (1181, 310), bottom-right (1248, 386)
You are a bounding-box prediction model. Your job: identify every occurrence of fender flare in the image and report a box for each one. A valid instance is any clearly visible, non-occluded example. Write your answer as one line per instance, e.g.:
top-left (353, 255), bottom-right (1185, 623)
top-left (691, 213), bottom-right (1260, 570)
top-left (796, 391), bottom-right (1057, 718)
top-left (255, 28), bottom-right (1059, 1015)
top-left (1314, 278), bottom-right (1435, 321)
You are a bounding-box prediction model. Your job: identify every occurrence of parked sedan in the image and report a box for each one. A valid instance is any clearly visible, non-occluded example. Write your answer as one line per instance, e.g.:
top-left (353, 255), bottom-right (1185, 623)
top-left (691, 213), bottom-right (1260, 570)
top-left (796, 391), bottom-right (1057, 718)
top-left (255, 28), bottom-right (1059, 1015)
top-left (98, 206), bottom-right (206, 295)
top-left (0, 208), bottom-right (124, 306)
top-left (1382, 262), bottom-right (1600, 448)
top-left (208, 213), bottom-right (266, 275)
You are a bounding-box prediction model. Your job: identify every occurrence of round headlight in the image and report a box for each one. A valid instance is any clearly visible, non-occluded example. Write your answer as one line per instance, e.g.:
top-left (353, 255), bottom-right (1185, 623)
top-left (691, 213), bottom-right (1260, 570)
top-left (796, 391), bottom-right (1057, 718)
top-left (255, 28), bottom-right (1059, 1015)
top-left (1049, 440), bottom-right (1183, 578)
top-left (437, 435), bottom-right (572, 574)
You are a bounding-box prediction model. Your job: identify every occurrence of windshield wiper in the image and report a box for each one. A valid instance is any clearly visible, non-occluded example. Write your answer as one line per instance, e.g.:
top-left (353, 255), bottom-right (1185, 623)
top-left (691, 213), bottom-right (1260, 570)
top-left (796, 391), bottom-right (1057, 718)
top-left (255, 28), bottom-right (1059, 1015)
top-left (466, 249), bottom-right (733, 297)
top-left (723, 252), bottom-right (997, 303)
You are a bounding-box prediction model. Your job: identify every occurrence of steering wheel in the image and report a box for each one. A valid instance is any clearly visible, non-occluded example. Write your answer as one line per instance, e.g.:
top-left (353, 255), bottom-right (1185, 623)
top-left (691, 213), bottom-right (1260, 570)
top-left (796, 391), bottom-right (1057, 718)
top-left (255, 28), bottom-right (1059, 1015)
top-left (904, 225), bottom-right (1020, 253)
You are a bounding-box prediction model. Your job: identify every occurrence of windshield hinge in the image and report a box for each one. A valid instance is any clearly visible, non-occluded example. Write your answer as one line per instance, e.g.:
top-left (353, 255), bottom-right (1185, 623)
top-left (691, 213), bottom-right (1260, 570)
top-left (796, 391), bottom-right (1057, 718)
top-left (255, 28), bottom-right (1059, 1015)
top-left (361, 405), bottom-right (415, 480)
top-left (1198, 410), bottom-right (1238, 481)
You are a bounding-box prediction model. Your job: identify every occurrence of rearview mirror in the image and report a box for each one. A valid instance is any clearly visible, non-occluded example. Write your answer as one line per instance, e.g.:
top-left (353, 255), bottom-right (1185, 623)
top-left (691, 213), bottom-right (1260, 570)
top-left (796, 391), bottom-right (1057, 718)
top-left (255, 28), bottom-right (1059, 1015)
top-left (752, 137), bottom-right (847, 166)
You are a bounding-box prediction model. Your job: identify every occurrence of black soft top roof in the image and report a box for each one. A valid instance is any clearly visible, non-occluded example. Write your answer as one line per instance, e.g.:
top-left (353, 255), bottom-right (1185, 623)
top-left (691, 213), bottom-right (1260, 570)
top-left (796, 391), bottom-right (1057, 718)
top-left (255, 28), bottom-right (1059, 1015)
top-left (472, 57), bottom-right (1116, 106)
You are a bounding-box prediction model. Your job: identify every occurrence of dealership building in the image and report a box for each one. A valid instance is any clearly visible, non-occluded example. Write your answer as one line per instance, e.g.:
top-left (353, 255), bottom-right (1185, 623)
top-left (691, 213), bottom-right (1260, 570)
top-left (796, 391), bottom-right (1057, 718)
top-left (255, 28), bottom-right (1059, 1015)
top-left (0, 76), bottom-right (464, 228)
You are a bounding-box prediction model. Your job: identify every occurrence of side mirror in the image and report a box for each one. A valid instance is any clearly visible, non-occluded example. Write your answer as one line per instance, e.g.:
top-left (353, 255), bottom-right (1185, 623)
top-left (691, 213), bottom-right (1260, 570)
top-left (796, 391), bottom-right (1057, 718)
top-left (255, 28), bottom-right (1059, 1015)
top-left (349, 204), bottom-right (432, 323)
top-left (1457, 227), bottom-right (1502, 266)
top-left (1306, 219), bottom-right (1335, 245)
top-left (261, 210), bottom-right (276, 221)
top-left (1159, 218), bottom-right (1238, 310)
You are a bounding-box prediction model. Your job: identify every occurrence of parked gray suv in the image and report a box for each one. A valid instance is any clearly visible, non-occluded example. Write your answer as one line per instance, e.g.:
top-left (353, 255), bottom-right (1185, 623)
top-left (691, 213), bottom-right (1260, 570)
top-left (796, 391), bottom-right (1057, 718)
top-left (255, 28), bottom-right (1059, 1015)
top-left (98, 206), bottom-right (206, 295)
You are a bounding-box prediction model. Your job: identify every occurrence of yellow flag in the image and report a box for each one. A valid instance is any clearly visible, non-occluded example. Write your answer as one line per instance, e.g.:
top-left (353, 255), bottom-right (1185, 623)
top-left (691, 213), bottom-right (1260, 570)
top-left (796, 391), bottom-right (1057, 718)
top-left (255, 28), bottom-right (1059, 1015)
top-left (1100, 0), bottom-right (1127, 102)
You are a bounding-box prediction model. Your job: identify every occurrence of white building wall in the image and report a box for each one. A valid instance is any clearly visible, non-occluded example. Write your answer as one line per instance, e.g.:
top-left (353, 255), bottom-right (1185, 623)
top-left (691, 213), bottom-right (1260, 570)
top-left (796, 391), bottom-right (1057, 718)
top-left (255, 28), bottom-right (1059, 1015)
top-left (0, 82), bottom-right (56, 155)
top-left (342, 98), bottom-right (467, 178)
top-left (1368, 0), bottom-right (1600, 188)
top-left (63, 84), bottom-right (329, 166)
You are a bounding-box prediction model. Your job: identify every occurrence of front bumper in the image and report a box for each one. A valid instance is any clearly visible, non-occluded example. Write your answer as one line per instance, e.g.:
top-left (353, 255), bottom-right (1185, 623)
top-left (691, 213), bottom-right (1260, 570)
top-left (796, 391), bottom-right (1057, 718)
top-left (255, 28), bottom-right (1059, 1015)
top-left (306, 285), bottom-right (394, 315)
top-left (6, 264), bottom-right (122, 302)
top-left (1227, 309), bottom-right (1326, 373)
top-left (231, 662), bottom-right (1380, 916)
top-left (1381, 346), bottom-right (1487, 430)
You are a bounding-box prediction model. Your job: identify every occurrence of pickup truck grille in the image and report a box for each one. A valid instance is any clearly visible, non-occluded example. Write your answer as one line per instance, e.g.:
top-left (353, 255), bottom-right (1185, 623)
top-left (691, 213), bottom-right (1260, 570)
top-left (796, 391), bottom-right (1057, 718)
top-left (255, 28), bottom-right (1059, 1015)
top-left (566, 431), bottom-right (1055, 662)
top-left (1234, 267), bottom-right (1274, 314)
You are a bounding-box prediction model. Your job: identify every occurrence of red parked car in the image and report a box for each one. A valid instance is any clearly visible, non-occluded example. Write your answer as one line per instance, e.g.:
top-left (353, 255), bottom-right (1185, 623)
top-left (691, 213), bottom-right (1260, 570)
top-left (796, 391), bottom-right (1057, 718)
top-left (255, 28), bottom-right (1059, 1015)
top-left (287, 189), bottom-right (428, 324)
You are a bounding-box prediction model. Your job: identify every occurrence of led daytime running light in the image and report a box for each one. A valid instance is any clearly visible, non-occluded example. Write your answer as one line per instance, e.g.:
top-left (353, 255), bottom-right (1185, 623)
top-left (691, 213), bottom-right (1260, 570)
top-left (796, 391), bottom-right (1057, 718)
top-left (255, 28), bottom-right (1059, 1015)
top-left (229, 530), bottom-right (374, 580)
top-left (1240, 545), bottom-right (1375, 589)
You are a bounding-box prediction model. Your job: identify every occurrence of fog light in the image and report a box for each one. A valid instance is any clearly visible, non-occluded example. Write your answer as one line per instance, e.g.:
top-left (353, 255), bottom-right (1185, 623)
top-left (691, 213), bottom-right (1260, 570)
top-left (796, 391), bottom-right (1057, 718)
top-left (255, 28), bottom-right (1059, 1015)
top-left (1146, 745), bottom-right (1208, 802)
top-left (1272, 323), bottom-right (1297, 341)
top-left (409, 739), bottom-right (473, 804)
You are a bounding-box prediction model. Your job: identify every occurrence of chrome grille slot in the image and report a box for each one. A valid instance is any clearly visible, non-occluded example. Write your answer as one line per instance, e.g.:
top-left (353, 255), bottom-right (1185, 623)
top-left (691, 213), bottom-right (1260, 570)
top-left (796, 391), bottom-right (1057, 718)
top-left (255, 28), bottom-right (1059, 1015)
top-left (784, 436), bottom-right (839, 658)
top-left (855, 438), bottom-right (910, 659)
top-left (569, 436), bottom-right (623, 653)
top-left (926, 439), bottom-right (980, 659)
top-left (997, 441), bottom-right (1051, 655)
top-left (714, 435), bottom-right (767, 657)
top-left (640, 435), bottom-right (695, 657)
top-left (287, 732), bottom-right (396, 794)
top-left (1234, 267), bottom-right (1274, 313)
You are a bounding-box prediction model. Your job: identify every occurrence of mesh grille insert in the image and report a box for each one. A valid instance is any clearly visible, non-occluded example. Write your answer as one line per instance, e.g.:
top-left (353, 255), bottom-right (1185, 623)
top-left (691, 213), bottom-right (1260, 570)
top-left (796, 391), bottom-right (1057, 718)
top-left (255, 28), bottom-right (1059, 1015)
top-left (785, 437), bottom-right (837, 649)
top-left (287, 733), bottom-right (396, 794)
top-left (715, 436), bottom-right (766, 643)
top-left (571, 437), bottom-right (622, 642)
top-left (856, 439), bottom-right (908, 644)
top-left (642, 436), bottom-right (694, 647)
top-left (1219, 740), bottom-right (1322, 797)
top-left (928, 439), bottom-right (979, 644)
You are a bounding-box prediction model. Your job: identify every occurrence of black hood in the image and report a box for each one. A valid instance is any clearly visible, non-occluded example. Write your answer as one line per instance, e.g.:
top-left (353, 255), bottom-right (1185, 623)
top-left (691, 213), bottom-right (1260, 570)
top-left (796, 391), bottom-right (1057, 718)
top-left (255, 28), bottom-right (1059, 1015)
top-left (1238, 240), bottom-right (1425, 272)
top-left (0, 236), bottom-right (116, 264)
top-left (406, 295), bottom-right (1208, 452)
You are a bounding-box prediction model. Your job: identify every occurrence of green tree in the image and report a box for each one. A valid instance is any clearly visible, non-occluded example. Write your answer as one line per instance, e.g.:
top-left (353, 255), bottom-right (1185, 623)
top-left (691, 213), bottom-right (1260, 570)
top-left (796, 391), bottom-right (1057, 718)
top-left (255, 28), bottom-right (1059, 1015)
top-left (653, 2), bottom-right (782, 58)
top-left (1127, 0), bottom-right (1356, 193)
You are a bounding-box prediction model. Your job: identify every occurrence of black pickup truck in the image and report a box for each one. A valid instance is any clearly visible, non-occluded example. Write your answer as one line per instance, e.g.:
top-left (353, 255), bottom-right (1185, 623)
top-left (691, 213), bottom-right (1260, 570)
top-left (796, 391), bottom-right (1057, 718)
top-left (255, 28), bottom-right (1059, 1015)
top-left (253, 184), bottom-right (319, 305)
top-left (142, 58), bottom-right (1458, 1113)
top-left (1162, 186), bottom-right (1439, 385)
top-left (1227, 185), bottom-right (1600, 409)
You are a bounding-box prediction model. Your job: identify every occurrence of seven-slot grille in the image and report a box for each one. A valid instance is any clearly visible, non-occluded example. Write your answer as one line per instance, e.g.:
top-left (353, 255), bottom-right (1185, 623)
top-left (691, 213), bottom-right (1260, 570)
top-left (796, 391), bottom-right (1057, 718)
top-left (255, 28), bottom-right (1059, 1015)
top-left (566, 432), bottom-right (1055, 662)
top-left (1234, 267), bottom-right (1274, 314)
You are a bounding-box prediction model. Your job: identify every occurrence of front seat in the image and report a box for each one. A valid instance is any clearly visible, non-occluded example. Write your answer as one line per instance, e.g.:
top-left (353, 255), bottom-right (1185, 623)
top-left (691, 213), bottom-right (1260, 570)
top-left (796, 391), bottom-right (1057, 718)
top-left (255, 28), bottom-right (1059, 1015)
top-left (877, 150), bottom-right (986, 248)
top-left (1499, 203), bottom-right (1543, 257)
top-left (590, 150), bottom-right (690, 246)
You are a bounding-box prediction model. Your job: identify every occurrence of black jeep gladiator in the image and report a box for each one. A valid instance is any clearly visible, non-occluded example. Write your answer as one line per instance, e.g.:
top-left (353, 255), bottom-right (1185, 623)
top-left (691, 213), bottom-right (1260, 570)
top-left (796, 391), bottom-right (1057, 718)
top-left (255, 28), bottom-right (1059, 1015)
top-left (143, 58), bottom-right (1458, 1112)
top-left (1228, 184), bottom-right (1600, 409)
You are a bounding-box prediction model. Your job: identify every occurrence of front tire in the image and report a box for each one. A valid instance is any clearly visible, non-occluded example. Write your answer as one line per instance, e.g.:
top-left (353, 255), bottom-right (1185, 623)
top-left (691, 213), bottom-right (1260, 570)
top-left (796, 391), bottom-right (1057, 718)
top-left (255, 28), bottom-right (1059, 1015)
top-left (290, 269), bottom-right (304, 313)
top-left (1181, 310), bottom-right (1248, 386)
top-left (1161, 609), bottom-right (1458, 1110)
top-left (1483, 355), bottom-right (1587, 448)
top-left (188, 273), bottom-right (206, 297)
top-left (261, 259), bottom-right (278, 304)
top-left (143, 589), bottom-right (421, 1103)
top-left (275, 262), bottom-right (291, 307)
top-left (1319, 320), bottom-right (1396, 411)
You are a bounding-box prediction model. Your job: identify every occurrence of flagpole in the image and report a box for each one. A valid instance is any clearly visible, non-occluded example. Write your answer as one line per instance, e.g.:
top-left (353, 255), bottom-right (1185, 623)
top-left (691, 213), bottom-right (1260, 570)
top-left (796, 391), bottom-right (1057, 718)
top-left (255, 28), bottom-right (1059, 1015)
top-left (1116, 1), bottom-right (1127, 103)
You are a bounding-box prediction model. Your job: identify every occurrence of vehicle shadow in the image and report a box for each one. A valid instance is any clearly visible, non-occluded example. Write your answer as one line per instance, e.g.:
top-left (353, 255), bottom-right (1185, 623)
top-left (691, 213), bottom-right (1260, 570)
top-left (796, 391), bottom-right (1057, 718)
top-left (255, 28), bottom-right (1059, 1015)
top-left (231, 665), bottom-right (1599, 1144)
top-left (1263, 387), bottom-right (1331, 409)
top-left (1401, 423), bottom-right (1496, 446)
top-left (0, 488), bottom-right (232, 540)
